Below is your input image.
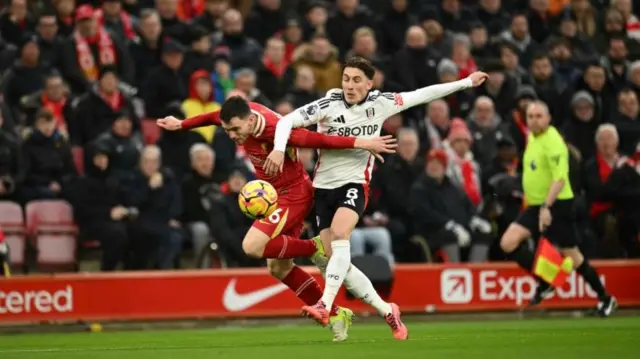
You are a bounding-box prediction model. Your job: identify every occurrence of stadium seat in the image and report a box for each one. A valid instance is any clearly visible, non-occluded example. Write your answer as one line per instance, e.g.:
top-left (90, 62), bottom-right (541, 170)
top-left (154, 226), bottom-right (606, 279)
top-left (142, 118), bottom-right (161, 144)
top-left (409, 235), bottom-right (432, 262)
top-left (0, 201), bottom-right (26, 268)
top-left (72, 146), bottom-right (85, 174)
top-left (25, 200), bottom-right (78, 271)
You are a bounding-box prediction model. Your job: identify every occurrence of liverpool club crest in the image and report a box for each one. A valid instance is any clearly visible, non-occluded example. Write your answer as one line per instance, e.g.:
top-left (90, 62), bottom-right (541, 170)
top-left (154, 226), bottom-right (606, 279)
top-left (366, 108), bottom-right (375, 119)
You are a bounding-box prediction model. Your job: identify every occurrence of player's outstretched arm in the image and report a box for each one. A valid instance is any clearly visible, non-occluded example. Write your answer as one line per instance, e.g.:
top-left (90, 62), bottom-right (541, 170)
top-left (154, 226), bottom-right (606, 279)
top-left (389, 72), bottom-right (489, 114)
top-left (156, 110), bottom-right (222, 130)
top-left (288, 128), bottom-right (397, 163)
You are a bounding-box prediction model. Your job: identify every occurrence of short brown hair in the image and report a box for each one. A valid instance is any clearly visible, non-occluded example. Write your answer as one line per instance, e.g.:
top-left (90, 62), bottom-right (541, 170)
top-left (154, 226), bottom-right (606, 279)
top-left (36, 108), bottom-right (55, 123)
top-left (343, 56), bottom-right (375, 80)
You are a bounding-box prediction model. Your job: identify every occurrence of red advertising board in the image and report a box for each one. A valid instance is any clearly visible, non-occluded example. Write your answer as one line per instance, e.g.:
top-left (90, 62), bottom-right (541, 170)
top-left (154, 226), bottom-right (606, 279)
top-left (0, 261), bottom-right (638, 324)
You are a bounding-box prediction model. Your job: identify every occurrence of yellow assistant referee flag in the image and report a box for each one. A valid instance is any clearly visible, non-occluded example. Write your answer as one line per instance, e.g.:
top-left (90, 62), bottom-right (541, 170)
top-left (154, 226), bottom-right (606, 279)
top-left (533, 238), bottom-right (573, 286)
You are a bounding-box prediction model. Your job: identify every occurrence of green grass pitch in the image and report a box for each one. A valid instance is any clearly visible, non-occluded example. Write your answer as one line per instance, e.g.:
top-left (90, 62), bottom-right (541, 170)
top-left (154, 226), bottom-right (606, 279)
top-left (0, 317), bottom-right (638, 359)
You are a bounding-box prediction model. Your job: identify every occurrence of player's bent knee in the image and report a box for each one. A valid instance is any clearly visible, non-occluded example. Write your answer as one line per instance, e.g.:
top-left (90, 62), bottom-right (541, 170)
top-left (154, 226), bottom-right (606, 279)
top-left (500, 225), bottom-right (529, 253)
top-left (561, 247), bottom-right (584, 268)
top-left (242, 227), bottom-right (271, 258)
top-left (242, 236), bottom-right (267, 258)
top-left (267, 259), bottom-right (294, 279)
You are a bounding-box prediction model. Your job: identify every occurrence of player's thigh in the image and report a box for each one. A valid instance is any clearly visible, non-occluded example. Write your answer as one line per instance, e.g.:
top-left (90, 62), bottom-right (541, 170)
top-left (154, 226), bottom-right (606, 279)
top-left (501, 207), bottom-right (538, 252)
top-left (266, 258), bottom-right (295, 279)
top-left (328, 184), bottom-right (367, 241)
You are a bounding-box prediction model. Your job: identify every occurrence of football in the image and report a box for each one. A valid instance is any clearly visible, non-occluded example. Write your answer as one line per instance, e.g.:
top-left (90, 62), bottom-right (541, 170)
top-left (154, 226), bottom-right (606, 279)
top-left (238, 180), bottom-right (278, 219)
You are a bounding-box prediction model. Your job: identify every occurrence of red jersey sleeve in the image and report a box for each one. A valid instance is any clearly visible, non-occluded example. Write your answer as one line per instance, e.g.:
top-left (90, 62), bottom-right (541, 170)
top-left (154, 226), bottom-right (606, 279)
top-left (181, 110), bottom-right (222, 130)
top-left (252, 103), bottom-right (356, 149)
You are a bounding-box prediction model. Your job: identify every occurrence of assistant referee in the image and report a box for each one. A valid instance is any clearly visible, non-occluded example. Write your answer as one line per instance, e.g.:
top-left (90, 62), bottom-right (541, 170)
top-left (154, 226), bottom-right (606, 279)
top-left (499, 101), bottom-right (616, 316)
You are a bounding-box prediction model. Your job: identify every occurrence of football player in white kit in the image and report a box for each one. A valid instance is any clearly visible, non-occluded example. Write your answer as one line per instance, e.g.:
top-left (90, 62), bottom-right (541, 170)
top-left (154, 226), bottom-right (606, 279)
top-left (264, 57), bottom-right (488, 339)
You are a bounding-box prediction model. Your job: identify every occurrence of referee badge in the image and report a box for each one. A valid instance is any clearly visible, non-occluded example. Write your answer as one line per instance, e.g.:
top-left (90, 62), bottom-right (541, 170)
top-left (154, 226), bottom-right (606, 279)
top-left (366, 108), bottom-right (375, 119)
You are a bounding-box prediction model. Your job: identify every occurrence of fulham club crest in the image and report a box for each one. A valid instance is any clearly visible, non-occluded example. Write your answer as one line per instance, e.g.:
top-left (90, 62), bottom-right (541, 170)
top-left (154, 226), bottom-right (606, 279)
top-left (366, 108), bottom-right (375, 119)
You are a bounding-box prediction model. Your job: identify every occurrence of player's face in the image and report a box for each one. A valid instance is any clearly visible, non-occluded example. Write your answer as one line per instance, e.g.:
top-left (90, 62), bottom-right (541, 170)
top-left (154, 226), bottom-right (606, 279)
top-left (221, 115), bottom-right (255, 145)
top-left (342, 67), bottom-right (373, 104)
top-left (526, 104), bottom-right (551, 134)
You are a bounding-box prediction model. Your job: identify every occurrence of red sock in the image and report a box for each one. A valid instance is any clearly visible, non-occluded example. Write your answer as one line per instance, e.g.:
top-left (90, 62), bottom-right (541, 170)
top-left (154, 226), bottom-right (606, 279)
top-left (282, 266), bottom-right (339, 315)
top-left (263, 234), bottom-right (317, 259)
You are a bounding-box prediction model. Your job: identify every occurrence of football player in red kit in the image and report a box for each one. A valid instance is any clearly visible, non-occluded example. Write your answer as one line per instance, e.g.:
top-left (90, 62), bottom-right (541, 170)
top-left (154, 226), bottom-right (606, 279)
top-left (157, 97), bottom-right (396, 341)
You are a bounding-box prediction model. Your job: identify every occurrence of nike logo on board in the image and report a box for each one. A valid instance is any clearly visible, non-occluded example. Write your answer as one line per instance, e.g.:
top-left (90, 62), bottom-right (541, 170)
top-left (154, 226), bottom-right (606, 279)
top-left (222, 278), bottom-right (288, 312)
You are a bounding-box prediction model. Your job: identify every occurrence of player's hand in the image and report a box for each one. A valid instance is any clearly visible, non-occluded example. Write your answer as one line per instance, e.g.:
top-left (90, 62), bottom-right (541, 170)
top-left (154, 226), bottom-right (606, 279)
top-left (355, 135), bottom-right (398, 163)
top-left (467, 71), bottom-right (489, 87)
top-left (539, 207), bottom-right (552, 232)
top-left (264, 150), bottom-right (285, 176)
top-left (157, 116), bottom-right (182, 131)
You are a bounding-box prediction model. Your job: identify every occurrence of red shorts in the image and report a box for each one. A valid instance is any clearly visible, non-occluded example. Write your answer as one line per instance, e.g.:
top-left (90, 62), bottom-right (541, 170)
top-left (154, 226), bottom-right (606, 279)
top-left (251, 180), bottom-right (314, 239)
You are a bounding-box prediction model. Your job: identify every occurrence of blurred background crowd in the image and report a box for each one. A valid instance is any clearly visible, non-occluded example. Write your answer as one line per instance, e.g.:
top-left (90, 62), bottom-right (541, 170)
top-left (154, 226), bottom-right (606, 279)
top-left (0, 0), bottom-right (639, 273)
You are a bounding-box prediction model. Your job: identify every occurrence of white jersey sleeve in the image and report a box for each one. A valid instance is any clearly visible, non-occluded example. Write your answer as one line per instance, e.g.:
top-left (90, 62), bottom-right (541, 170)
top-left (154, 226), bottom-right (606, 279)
top-left (273, 94), bottom-right (335, 152)
top-left (375, 78), bottom-right (473, 117)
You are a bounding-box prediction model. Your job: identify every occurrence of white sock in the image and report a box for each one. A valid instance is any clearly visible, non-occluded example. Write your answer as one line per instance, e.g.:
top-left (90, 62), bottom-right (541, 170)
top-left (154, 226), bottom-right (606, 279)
top-left (320, 240), bottom-right (351, 309)
top-left (344, 264), bottom-right (393, 316)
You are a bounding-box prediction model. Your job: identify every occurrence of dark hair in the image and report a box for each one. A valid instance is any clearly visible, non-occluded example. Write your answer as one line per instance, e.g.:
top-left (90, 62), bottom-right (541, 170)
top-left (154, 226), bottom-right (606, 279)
top-left (499, 42), bottom-right (519, 55)
top-left (36, 108), bottom-right (55, 122)
top-left (512, 12), bottom-right (527, 21)
top-left (609, 35), bottom-right (627, 46)
top-left (343, 56), bottom-right (375, 80)
top-left (220, 96), bottom-right (251, 123)
top-left (532, 52), bottom-right (551, 63)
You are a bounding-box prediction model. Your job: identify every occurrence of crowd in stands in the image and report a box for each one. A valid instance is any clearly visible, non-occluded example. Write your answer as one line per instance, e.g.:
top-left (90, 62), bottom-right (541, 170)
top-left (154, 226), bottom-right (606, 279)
top-left (0, 0), bottom-right (639, 272)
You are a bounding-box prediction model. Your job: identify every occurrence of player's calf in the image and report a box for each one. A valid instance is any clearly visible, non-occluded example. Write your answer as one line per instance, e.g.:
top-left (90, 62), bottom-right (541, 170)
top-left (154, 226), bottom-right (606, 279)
top-left (267, 258), bottom-right (294, 280)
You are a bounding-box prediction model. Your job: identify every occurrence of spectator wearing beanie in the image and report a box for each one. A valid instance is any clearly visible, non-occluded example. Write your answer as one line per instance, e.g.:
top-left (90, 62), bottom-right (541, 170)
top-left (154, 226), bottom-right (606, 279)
top-left (181, 70), bottom-right (221, 143)
top-left (0, 0), bottom-right (36, 46)
top-left (562, 90), bottom-right (600, 160)
top-left (59, 4), bottom-right (134, 94)
top-left (2, 34), bottom-right (48, 113)
top-left (71, 65), bottom-right (140, 146)
top-left (20, 109), bottom-right (76, 203)
top-left (437, 58), bottom-right (475, 118)
top-left (90, 109), bottom-right (144, 186)
top-left (141, 38), bottom-right (189, 118)
top-left (67, 144), bottom-right (131, 271)
top-left (445, 119), bottom-right (483, 209)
